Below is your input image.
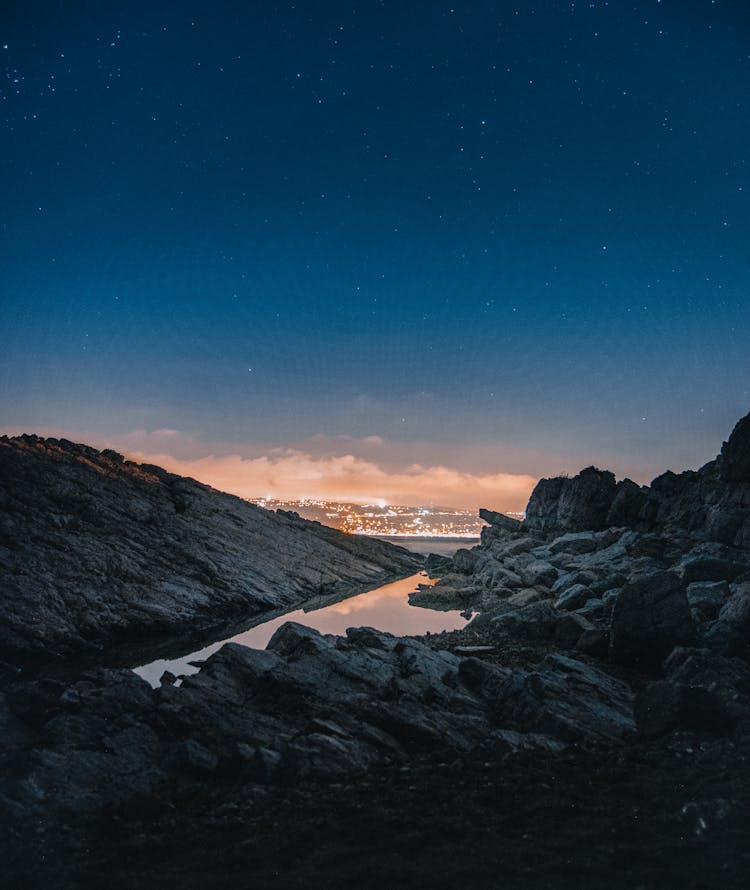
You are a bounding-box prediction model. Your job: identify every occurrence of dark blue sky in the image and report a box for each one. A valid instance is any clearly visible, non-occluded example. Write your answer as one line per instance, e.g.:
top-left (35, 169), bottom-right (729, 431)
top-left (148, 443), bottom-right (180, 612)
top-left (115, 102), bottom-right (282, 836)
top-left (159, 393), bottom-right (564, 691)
top-left (2, 1), bottom-right (749, 502)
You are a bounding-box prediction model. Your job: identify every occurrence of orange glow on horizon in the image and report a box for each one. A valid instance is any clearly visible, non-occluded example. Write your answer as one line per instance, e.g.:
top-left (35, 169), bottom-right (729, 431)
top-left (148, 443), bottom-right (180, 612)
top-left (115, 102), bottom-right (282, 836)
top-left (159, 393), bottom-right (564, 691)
top-left (122, 448), bottom-right (538, 513)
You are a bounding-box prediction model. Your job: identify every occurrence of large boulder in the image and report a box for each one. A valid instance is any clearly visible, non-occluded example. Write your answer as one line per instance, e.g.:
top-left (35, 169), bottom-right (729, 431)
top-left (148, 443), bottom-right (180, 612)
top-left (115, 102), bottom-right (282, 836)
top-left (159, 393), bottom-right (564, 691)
top-left (524, 467), bottom-right (617, 534)
top-left (609, 571), bottom-right (695, 668)
top-left (491, 601), bottom-right (557, 639)
top-left (720, 412), bottom-right (750, 483)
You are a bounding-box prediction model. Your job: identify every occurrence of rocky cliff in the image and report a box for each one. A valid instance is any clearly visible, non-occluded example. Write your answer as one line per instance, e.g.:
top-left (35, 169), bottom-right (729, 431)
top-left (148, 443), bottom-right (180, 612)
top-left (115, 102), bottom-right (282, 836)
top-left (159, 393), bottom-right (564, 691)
top-left (0, 435), bottom-right (420, 662)
top-left (523, 410), bottom-right (750, 545)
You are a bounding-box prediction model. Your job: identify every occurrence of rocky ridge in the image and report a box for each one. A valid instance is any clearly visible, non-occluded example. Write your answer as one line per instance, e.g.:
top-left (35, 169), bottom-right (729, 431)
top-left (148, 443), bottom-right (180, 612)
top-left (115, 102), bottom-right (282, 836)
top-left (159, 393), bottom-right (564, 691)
top-left (0, 435), bottom-right (421, 662)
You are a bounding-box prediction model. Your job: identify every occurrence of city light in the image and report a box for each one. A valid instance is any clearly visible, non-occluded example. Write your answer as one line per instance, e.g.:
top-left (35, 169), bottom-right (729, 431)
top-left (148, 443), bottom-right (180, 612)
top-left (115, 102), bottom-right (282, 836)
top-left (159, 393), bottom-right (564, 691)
top-left (248, 497), bottom-right (495, 538)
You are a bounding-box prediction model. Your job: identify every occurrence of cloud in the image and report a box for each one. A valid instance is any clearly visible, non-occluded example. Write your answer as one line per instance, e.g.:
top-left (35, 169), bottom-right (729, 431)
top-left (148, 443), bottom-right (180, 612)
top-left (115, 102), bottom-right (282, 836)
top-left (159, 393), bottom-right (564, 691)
top-left (0, 424), bottom-right (537, 509)
top-left (125, 447), bottom-right (537, 511)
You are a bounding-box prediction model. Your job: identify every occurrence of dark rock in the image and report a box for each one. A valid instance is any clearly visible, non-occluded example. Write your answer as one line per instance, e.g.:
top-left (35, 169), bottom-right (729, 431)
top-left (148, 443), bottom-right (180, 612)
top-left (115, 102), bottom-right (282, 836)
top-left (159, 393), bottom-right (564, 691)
top-left (686, 581), bottom-right (730, 617)
top-left (246, 745), bottom-right (282, 782)
top-left (520, 560), bottom-right (558, 588)
top-left (484, 654), bottom-right (635, 745)
top-left (554, 612), bottom-right (595, 648)
top-left (59, 687), bottom-right (81, 707)
top-left (485, 411), bottom-right (750, 549)
top-left (479, 563), bottom-right (522, 590)
top-left (720, 412), bottom-right (750, 483)
top-left (504, 588), bottom-right (545, 608)
top-left (554, 583), bottom-right (595, 611)
top-left (180, 738), bottom-right (219, 773)
top-left (664, 646), bottom-right (750, 705)
top-left (634, 681), bottom-right (736, 738)
top-left (576, 628), bottom-right (610, 658)
top-left (606, 478), bottom-right (648, 527)
top-left (524, 467), bottom-right (617, 534)
top-left (452, 548), bottom-right (480, 574)
top-left (490, 729), bottom-right (566, 754)
top-left (681, 557), bottom-right (750, 584)
top-left (552, 569), bottom-right (598, 593)
top-left (548, 531), bottom-right (598, 555)
top-left (457, 656), bottom-right (497, 691)
top-left (345, 626), bottom-right (391, 650)
top-left (0, 435), bottom-right (420, 663)
top-left (718, 582), bottom-right (750, 633)
top-left (626, 533), bottom-right (674, 560)
top-left (576, 598), bottom-right (605, 619)
top-left (700, 620), bottom-right (748, 659)
top-left (425, 552), bottom-right (452, 574)
top-left (704, 507), bottom-right (746, 545)
top-left (610, 571), bottom-right (695, 668)
top-left (491, 602), bottom-right (557, 639)
top-left (479, 508), bottom-right (523, 532)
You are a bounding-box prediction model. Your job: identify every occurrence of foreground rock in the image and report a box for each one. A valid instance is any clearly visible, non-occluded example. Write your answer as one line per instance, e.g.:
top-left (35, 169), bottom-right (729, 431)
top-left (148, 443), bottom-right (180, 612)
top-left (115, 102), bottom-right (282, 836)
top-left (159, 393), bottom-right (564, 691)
top-left (0, 436), bottom-right (421, 662)
top-left (0, 623), bottom-right (636, 822)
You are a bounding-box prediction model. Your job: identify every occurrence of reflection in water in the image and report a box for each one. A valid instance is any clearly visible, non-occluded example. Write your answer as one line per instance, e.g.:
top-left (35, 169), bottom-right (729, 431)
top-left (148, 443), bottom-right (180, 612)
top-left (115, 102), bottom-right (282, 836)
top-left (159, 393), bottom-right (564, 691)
top-left (133, 572), bottom-right (471, 687)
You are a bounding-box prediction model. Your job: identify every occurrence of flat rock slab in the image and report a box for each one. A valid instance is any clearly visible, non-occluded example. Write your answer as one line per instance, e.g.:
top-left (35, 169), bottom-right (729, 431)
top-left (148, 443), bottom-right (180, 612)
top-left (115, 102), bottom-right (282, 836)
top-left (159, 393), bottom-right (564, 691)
top-left (453, 645), bottom-right (496, 656)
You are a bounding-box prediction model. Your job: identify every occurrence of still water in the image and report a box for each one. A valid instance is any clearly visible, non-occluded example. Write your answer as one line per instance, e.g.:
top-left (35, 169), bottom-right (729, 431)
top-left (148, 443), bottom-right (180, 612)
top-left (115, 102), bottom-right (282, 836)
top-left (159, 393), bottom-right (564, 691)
top-left (375, 536), bottom-right (478, 557)
top-left (134, 572), bottom-right (472, 687)
top-left (133, 539), bottom-right (477, 687)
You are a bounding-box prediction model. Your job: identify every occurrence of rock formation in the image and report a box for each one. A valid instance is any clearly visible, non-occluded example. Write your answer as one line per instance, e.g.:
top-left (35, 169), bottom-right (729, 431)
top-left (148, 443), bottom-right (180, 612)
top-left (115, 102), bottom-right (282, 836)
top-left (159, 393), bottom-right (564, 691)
top-left (3, 415), bottom-right (750, 887)
top-left (0, 435), bottom-right (420, 662)
top-left (522, 410), bottom-right (750, 547)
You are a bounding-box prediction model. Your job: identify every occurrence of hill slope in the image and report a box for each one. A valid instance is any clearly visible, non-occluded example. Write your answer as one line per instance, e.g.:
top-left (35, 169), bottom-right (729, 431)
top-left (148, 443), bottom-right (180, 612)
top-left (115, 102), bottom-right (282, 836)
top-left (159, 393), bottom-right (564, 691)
top-left (0, 435), bottom-right (421, 662)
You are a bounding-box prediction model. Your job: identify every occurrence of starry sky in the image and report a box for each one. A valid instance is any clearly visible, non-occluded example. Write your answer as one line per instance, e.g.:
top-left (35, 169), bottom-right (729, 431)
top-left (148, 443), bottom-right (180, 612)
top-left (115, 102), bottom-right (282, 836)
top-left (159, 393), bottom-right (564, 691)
top-left (2, 1), bottom-right (749, 509)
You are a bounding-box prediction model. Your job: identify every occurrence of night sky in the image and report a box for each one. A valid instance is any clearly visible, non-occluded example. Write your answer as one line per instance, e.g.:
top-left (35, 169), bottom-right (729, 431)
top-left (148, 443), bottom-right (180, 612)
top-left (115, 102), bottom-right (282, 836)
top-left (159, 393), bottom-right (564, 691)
top-left (2, 1), bottom-right (749, 508)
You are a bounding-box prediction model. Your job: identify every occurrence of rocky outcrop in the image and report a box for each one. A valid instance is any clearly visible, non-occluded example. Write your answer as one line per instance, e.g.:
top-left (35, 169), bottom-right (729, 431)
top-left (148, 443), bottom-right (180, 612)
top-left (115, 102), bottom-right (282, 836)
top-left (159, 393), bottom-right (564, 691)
top-left (522, 409), bottom-right (750, 546)
top-left (524, 467), bottom-right (617, 534)
top-left (0, 436), bottom-right (421, 662)
top-left (0, 623), bottom-right (636, 821)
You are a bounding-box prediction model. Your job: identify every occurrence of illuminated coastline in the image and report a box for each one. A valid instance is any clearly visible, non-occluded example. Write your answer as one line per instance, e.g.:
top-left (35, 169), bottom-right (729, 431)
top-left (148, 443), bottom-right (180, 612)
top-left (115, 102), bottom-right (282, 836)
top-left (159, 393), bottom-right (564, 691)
top-left (250, 497), bottom-right (524, 538)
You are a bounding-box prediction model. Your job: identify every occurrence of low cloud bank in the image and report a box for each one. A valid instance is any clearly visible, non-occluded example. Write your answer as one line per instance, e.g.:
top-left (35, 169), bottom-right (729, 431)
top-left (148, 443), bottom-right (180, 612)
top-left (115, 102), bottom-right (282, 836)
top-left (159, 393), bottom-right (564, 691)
top-left (0, 425), bottom-right (538, 511)
top-left (127, 447), bottom-right (537, 511)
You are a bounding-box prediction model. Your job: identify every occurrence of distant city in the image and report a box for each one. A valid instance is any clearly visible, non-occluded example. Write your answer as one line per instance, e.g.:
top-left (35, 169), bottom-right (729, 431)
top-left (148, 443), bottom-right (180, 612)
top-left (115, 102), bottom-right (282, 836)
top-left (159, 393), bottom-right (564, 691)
top-left (249, 498), bottom-right (525, 538)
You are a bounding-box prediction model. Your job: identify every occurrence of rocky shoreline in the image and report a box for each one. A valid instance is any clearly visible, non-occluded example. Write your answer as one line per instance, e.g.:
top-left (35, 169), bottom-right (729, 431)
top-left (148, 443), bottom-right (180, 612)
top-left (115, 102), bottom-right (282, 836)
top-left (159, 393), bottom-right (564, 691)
top-left (2, 416), bottom-right (750, 887)
top-left (0, 435), bottom-right (421, 665)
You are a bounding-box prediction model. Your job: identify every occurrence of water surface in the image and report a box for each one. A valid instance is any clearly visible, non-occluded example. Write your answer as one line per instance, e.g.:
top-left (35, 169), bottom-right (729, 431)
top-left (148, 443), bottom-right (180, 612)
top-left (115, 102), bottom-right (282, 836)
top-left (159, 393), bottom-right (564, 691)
top-left (134, 571), bottom-right (471, 687)
top-left (375, 536), bottom-right (479, 557)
